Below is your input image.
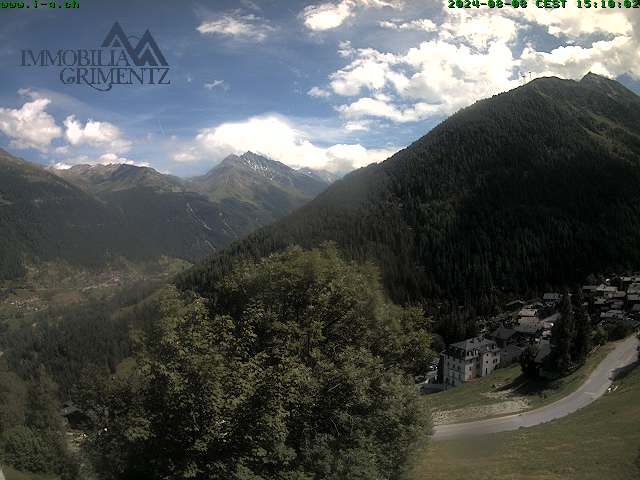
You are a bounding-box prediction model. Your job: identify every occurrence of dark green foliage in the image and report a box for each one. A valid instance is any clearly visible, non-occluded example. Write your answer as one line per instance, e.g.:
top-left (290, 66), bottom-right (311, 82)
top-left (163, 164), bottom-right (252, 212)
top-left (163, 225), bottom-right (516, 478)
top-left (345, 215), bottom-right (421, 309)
top-left (0, 368), bottom-right (77, 478)
top-left (3, 301), bottom-right (133, 396)
top-left (552, 292), bottom-right (574, 374)
top-left (520, 344), bottom-right (540, 378)
top-left (179, 74), bottom-right (640, 306)
top-left (594, 326), bottom-right (608, 346)
top-left (572, 291), bottom-right (592, 365)
top-left (89, 246), bottom-right (433, 480)
top-left (606, 321), bottom-right (635, 341)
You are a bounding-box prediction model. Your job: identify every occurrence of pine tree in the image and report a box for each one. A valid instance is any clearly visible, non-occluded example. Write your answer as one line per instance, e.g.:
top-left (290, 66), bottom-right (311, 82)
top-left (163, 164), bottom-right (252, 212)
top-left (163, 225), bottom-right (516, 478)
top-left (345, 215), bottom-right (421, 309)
top-left (572, 289), bottom-right (592, 365)
top-left (552, 291), bottom-right (574, 374)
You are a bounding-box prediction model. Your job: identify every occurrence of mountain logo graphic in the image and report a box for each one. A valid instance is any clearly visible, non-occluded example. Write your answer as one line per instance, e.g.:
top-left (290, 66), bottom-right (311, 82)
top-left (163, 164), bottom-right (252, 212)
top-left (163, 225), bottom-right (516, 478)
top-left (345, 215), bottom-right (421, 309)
top-left (101, 22), bottom-right (168, 67)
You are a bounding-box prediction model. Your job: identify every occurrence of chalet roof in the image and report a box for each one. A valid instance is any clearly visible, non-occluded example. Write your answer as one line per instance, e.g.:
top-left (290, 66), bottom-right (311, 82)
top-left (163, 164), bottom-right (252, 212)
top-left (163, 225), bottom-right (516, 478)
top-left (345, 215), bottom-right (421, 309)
top-left (490, 326), bottom-right (517, 341)
top-left (448, 336), bottom-right (499, 355)
top-left (597, 285), bottom-right (618, 293)
top-left (519, 308), bottom-right (539, 317)
top-left (543, 293), bottom-right (561, 301)
top-left (501, 344), bottom-right (525, 357)
top-left (514, 323), bottom-right (542, 335)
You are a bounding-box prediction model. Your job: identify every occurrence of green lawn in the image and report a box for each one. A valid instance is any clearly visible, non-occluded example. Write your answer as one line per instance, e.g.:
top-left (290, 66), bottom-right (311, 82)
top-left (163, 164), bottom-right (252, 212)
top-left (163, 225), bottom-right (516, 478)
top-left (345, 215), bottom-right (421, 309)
top-left (424, 343), bottom-right (614, 424)
top-left (410, 361), bottom-right (640, 480)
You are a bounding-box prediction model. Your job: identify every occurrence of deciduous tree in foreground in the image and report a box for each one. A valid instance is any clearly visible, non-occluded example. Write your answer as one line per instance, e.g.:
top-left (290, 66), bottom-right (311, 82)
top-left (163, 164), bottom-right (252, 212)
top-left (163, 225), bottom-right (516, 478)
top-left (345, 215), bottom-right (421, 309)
top-left (89, 245), bottom-right (434, 480)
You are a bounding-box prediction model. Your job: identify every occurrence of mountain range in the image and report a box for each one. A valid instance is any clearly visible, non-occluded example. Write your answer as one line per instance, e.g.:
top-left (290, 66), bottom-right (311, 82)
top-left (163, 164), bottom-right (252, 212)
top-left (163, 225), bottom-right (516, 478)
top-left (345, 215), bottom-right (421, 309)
top-left (179, 73), bottom-right (640, 304)
top-left (0, 151), bottom-right (333, 280)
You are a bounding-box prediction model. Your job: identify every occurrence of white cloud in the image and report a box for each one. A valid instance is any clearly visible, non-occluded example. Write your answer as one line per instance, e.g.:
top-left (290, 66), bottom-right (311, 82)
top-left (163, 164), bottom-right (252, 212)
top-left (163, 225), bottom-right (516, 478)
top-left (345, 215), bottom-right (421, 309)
top-left (98, 153), bottom-right (150, 167)
top-left (338, 97), bottom-right (440, 123)
top-left (379, 18), bottom-right (436, 32)
top-left (325, 143), bottom-right (397, 171)
top-left (344, 120), bottom-right (372, 131)
top-left (172, 150), bottom-right (200, 163)
top-left (520, 35), bottom-right (640, 80)
top-left (508, 6), bottom-right (632, 39)
top-left (204, 80), bottom-right (229, 90)
top-left (302, 1), bottom-right (353, 31)
top-left (329, 48), bottom-right (399, 96)
top-left (0, 97), bottom-right (61, 152)
top-left (63, 115), bottom-right (131, 153)
top-left (308, 0), bottom-right (640, 131)
top-left (197, 13), bottom-right (275, 42)
top-left (192, 114), bottom-right (398, 172)
top-left (308, 86), bottom-right (332, 98)
top-left (301, 0), bottom-right (403, 32)
top-left (52, 153), bottom-right (149, 169)
top-left (338, 40), bottom-right (355, 58)
top-left (439, 10), bottom-right (519, 49)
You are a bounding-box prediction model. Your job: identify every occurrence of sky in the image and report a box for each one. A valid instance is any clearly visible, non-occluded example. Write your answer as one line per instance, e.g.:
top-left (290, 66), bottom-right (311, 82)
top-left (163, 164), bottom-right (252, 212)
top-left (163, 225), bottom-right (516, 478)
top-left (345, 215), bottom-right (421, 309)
top-left (0, 0), bottom-right (639, 177)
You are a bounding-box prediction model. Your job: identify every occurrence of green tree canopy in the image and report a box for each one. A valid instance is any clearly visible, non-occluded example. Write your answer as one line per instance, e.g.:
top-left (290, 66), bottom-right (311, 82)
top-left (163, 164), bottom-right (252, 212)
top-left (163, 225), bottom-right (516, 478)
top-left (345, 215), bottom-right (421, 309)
top-left (90, 245), bottom-right (434, 480)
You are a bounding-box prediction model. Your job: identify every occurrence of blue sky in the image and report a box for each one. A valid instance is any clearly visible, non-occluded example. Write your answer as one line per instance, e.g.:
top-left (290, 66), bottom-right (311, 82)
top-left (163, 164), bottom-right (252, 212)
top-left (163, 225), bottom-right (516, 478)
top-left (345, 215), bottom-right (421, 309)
top-left (0, 0), bottom-right (638, 176)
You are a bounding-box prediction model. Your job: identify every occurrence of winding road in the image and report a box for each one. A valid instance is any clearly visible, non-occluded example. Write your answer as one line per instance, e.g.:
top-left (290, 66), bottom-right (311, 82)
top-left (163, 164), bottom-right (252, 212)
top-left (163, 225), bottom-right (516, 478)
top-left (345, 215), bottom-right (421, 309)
top-left (433, 334), bottom-right (639, 440)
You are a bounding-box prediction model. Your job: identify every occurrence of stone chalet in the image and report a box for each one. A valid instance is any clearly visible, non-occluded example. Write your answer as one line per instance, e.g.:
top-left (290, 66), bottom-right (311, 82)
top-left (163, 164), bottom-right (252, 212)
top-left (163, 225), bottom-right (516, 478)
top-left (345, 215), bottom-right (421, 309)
top-left (441, 336), bottom-right (500, 389)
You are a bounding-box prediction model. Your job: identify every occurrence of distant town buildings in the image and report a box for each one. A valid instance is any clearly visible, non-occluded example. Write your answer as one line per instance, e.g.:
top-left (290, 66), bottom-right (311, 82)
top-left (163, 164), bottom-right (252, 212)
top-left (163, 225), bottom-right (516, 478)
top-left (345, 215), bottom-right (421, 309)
top-left (428, 274), bottom-right (640, 393)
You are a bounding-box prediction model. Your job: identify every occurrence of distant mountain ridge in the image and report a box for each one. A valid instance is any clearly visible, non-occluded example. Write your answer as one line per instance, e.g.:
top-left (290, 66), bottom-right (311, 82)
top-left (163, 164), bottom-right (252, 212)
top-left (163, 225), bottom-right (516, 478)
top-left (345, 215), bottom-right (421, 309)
top-left (179, 73), bottom-right (640, 304)
top-left (188, 152), bottom-right (330, 224)
top-left (0, 151), bottom-right (334, 280)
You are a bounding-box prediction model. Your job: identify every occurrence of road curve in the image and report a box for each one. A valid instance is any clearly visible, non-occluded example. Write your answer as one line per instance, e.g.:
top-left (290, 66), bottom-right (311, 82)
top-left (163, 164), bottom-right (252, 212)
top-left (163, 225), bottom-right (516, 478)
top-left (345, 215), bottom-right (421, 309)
top-left (433, 334), bottom-right (639, 441)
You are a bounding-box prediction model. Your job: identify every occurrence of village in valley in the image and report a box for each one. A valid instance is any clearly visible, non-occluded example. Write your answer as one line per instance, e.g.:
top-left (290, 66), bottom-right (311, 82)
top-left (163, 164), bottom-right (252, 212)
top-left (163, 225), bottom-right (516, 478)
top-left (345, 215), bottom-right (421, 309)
top-left (423, 275), bottom-right (640, 392)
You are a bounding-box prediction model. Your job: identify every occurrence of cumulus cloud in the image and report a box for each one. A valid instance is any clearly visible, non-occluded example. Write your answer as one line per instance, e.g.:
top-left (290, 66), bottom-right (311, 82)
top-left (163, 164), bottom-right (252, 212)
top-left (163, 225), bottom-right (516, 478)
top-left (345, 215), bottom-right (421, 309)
top-left (301, 0), bottom-right (403, 32)
top-left (178, 114), bottom-right (398, 172)
top-left (63, 115), bottom-right (131, 153)
top-left (197, 12), bottom-right (275, 42)
top-left (172, 150), bottom-right (200, 163)
top-left (329, 48), bottom-right (399, 96)
top-left (338, 97), bottom-right (441, 123)
top-left (0, 97), bottom-right (61, 152)
top-left (308, 86), bottom-right (332, 98)
top-left (326, 38), bottom-right (517, 121)
top-left (312, 0), bottom-right (640, 128)
top-left (379, 18), bottom-right (436, 32)
top-left (344, 120), bottom-right (372, 132)
top-left (439, 10), bottom-right (519, 49)
top-left (508, 6), bottom-right (632, 39)
top-left (520, 36), bottom-right (640, 80)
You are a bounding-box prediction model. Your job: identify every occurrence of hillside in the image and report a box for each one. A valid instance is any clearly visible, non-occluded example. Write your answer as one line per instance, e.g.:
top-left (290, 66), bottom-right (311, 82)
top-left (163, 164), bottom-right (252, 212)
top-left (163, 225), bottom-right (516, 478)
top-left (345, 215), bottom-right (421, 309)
top-left (0, 149), bottom-right (124, 279)
top-left (179, 74), bottom-right (640, 304)
top-left (412, 359), bottom-right (640, 479)
top-left (0, 151), bottom-right (332, 280)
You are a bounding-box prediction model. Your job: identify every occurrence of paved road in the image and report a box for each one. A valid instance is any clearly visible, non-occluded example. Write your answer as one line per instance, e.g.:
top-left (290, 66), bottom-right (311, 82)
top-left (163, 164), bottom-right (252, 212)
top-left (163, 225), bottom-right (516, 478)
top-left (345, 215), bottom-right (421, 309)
top-left (433, 335), bottom-right (639, 440)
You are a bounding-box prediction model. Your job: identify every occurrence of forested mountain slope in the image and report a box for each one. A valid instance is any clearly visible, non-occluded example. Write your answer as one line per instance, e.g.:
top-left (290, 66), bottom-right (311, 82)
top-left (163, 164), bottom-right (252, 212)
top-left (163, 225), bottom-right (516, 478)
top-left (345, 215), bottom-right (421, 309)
top-left (180, 74), bottom-right (640, 304)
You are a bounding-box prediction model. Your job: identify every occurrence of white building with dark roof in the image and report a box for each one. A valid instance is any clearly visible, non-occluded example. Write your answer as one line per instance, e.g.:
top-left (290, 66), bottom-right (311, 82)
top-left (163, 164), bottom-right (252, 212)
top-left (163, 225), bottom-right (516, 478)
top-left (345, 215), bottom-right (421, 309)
top-left (441, 336), bottom-right (500, 388)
